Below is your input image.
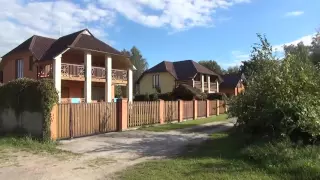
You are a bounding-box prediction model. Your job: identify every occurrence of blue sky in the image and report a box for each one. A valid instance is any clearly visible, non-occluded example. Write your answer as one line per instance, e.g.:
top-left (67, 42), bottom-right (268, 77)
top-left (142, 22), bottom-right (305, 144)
top-left (0, 0), bottom-right (319, 69)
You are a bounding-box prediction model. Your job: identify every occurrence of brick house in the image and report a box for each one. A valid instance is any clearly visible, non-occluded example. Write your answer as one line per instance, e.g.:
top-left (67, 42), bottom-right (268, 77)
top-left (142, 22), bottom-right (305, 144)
top-left (0, 29), bottom-right (134, 103)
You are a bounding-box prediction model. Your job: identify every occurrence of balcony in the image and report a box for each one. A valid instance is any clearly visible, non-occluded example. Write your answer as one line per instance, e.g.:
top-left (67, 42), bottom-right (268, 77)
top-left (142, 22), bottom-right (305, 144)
top-left (38, 63), bottom-right (128, 84)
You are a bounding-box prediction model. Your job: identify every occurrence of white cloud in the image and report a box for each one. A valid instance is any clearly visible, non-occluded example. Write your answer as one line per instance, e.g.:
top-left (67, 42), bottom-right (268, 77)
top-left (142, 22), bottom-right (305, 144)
top-left (97, 0), bottom-right (251, 31)
top-left (0, 0), bottom-right (115, 57)
top-left (273, 34), bottom-right (314, 52)
top-left (0, 0), bottom-right (252, 57)
top-left (219, 50), bottom-right (248, 68)
top-left (285, 11), bottom-right (304, 17)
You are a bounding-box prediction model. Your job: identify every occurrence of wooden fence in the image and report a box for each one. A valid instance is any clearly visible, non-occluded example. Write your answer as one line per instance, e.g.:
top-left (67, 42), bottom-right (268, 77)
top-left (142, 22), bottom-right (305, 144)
top-left (197, 100), bottom-right (207, 118)
top-left (50, 99), bottom-right (227, 140)
top-left (164, 101), bottom-right (179, 122)
top-left (183, 101), bottom-right (194, 120)
top-left (209, 100), bottom-right (217, 116)
top-left (128, 101), bottom-right (160, 127)
top-left (53, 102), bottom-right (117, 140)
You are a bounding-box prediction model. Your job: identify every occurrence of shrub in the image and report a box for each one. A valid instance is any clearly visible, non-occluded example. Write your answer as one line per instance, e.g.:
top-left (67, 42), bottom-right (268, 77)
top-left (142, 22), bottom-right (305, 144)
top-left (0, 78), bottom-right (58, 140)
top-left (229, 52), bottom-right (320, 143)
top-left (149, 93), bottom-right (159, 101)
top-left (207, 93), bottom-right (227, 100)
top-left (158, 92), bottom-right (176, 101)
top-left (172, 84), bottom-right (207, 100)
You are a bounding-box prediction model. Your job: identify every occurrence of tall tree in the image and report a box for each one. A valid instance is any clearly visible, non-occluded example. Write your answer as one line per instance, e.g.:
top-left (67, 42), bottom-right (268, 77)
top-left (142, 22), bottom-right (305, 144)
top-left (198, 60), bottom-right (223, 74)
top-left (240, 33), bottom-right (276, 79)
top-left (310, 31), bottom-right (320, 66)
top-left (123, 47), bottom-right (148, 95)
top-left (225, 66), bottom-right (240, 74)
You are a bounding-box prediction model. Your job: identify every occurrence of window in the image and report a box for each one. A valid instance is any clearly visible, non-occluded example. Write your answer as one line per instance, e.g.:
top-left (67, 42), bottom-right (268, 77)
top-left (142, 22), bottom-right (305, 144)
top-left (29, 56), bottom-right (33, 71)
top-left (16, 59), bottom-right (24, 79)
top-left (0, 71), bottom-right (3, 83)
top-left (152, 74), bottom-right (160, 88)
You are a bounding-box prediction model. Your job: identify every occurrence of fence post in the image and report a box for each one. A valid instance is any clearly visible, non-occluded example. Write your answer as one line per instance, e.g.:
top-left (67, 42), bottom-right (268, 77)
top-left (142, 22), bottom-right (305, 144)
top-left (159, 100), bottom-right (164, 124)
top-left (178, 100), bottom-right (184, 122)
top-left (193, 99), bottom-right (198, 120)
top-left (118, 98), bottom-right (128, 131)
top-left (206, 100), bottom-right (210, 117)
top-left (216, 100), bottom-right (220, 115)
top-left (50, 104), bottom-right (58, 140)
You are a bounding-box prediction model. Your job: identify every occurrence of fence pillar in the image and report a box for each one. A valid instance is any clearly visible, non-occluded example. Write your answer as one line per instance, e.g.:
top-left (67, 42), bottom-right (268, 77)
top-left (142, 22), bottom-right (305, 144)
top-left (178, 100), bottom-right (184, 122)
top-left (118, 98), bottom-right (128, 131)
top-left (193, 99), bottom-right (198, 120)
top-left (50, 104), bottom-right (58, 140)
top-left (206, 100), bottom-right (210, 117)
top-left (216, 100), bottom-right (220, 115)
top-left (159, 100), bottom-right (164, 124)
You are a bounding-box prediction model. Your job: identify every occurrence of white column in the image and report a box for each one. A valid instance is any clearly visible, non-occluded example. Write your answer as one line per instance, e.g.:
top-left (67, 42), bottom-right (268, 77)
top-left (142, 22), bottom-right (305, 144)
top-left (201, 74), bottom-right (204, 92)
top-left (53, 55), bottom-right (61, 103)
top-left (192, 79), bottom-right (195, 88)
top-left (84, 52), bottom-right (92, 103)
top-left (216, 79), bottom-right (219, 92)
top-left (127, 69), bottom-right (133, 102)
top-left (105, 56), bottom-right (112, 102)
top-left (207, 75), bottom-right (211, 93)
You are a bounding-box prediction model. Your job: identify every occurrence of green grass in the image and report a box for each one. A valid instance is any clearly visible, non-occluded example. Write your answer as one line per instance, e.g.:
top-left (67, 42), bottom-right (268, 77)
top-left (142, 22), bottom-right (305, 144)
top-left (0, 136), bottom-right (70, 155)
top-left (139, 114), bottom-right (229, 132)
top-left (119, 131), bottom-right (320, 180)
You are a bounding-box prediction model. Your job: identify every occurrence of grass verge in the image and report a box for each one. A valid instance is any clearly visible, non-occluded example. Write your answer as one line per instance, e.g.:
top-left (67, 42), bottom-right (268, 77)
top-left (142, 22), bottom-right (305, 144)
top-left (119, 131), bottom-right (320, 180)
top-left (0, 136), bottom-right (70, 155)
top-left (139, 114), bottom-right (229, 132)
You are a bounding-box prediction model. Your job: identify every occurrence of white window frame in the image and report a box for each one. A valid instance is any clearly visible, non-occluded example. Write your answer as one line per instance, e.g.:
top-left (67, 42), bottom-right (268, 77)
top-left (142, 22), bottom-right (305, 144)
top-left (16, 59), bottom-right (24, 79)
top-left (152, 74), bottom-right (160, 88)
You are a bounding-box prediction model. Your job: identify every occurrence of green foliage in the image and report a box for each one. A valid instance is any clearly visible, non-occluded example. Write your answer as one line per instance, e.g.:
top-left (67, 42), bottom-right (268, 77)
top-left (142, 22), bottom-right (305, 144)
top-left (158, 92), bottom-right (175, 101)
top-left (240, 34), bottom-right (277, 79)
top-left (207, 92), bottom-right (227, 100)
top-left (115, 86), bottom-right (122, 98)
top-left (149, 93), bottom-right (159, 101)
top-left (0, 78), bottom-right (58, 140)
top-left (198, 60), bottom-right (223, 74)
top-left (123, 47), bottom-right (148, 95)
top-left (172, 84), bottom-right (207, 100)
top-left (224, 65), bottom-right (240, 74)
top-left (229, 35), bottom-right (320, 143)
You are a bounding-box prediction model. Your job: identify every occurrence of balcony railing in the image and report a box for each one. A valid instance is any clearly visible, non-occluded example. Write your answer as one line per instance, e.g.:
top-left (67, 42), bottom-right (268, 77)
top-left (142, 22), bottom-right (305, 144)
top-left (38, 63), bottom-right (128, 83)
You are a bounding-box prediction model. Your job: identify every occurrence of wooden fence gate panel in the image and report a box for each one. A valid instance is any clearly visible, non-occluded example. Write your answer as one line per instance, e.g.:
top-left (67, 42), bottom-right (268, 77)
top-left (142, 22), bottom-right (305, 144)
top-left (183, 101), bottom-right (194, 119)
top-left (56, 102), bottom-right (117, 139)
top-left (128, 101), bottom-right (160, 127)
top-left (219, 101), bottom-right (226, 114)
top-left (197, 101), bottom-right (206, 118)
top-left (164, 101), bottom-right (179, 122)
top-left (209, 100), bottom-right (217, 116)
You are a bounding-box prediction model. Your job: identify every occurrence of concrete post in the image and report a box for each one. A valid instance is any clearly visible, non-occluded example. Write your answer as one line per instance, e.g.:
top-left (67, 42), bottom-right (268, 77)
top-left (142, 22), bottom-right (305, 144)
top-left (105, 56), bottom-right (112, 102)
top-left (193, 99), bottom-right (198, 120)
top-left (53, 55), bottom-right (61, 103)
top-left (201, 74), bottom-right (204, 92)
top-left (206, 100), bottom-right (210, 117)
top-left (84, 52), bottom-right (92, 103)
top-left (118, 98), bottom-right (128, 131)
top-left (178, 100), bottom-right (184, 122)
top-left (207, 75), bottom-right (211, 93)
top-left (127, 69), bottom-right (133, 102)
top-left (159, 100), bottom-right (164, 124)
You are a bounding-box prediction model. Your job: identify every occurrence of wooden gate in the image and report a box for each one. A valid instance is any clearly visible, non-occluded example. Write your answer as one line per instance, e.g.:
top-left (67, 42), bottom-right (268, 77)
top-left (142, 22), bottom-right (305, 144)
top-left (209, 100), bottom-right (217, 116)
top-left (56, 102), bottom-right (117, 139)
top-left (197, 100), bottom-right (206, 118)
top-left (164, 101), bottom-right (179, 122)
top-left (183, 101), bottom-right (194, 119)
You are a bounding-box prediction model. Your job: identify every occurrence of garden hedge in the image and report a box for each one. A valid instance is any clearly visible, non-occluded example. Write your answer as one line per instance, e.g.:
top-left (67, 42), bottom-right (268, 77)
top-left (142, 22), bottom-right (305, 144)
top-left (0, 78), bottom-right (58, 140)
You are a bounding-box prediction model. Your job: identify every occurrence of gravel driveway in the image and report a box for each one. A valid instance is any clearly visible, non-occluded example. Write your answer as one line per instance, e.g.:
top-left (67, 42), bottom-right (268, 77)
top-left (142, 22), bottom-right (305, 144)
top-left (0, 119), bottom-right (235, 180)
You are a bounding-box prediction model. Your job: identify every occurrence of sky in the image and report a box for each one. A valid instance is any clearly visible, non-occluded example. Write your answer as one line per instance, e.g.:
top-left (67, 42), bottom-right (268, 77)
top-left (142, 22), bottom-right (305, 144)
top-left (0, 0), bottom-right (319, 69)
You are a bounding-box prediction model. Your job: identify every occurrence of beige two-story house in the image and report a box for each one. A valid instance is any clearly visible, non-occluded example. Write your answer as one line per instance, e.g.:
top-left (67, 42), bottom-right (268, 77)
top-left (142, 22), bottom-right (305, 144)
top-left (136, 60), bottom-right (222, 94)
